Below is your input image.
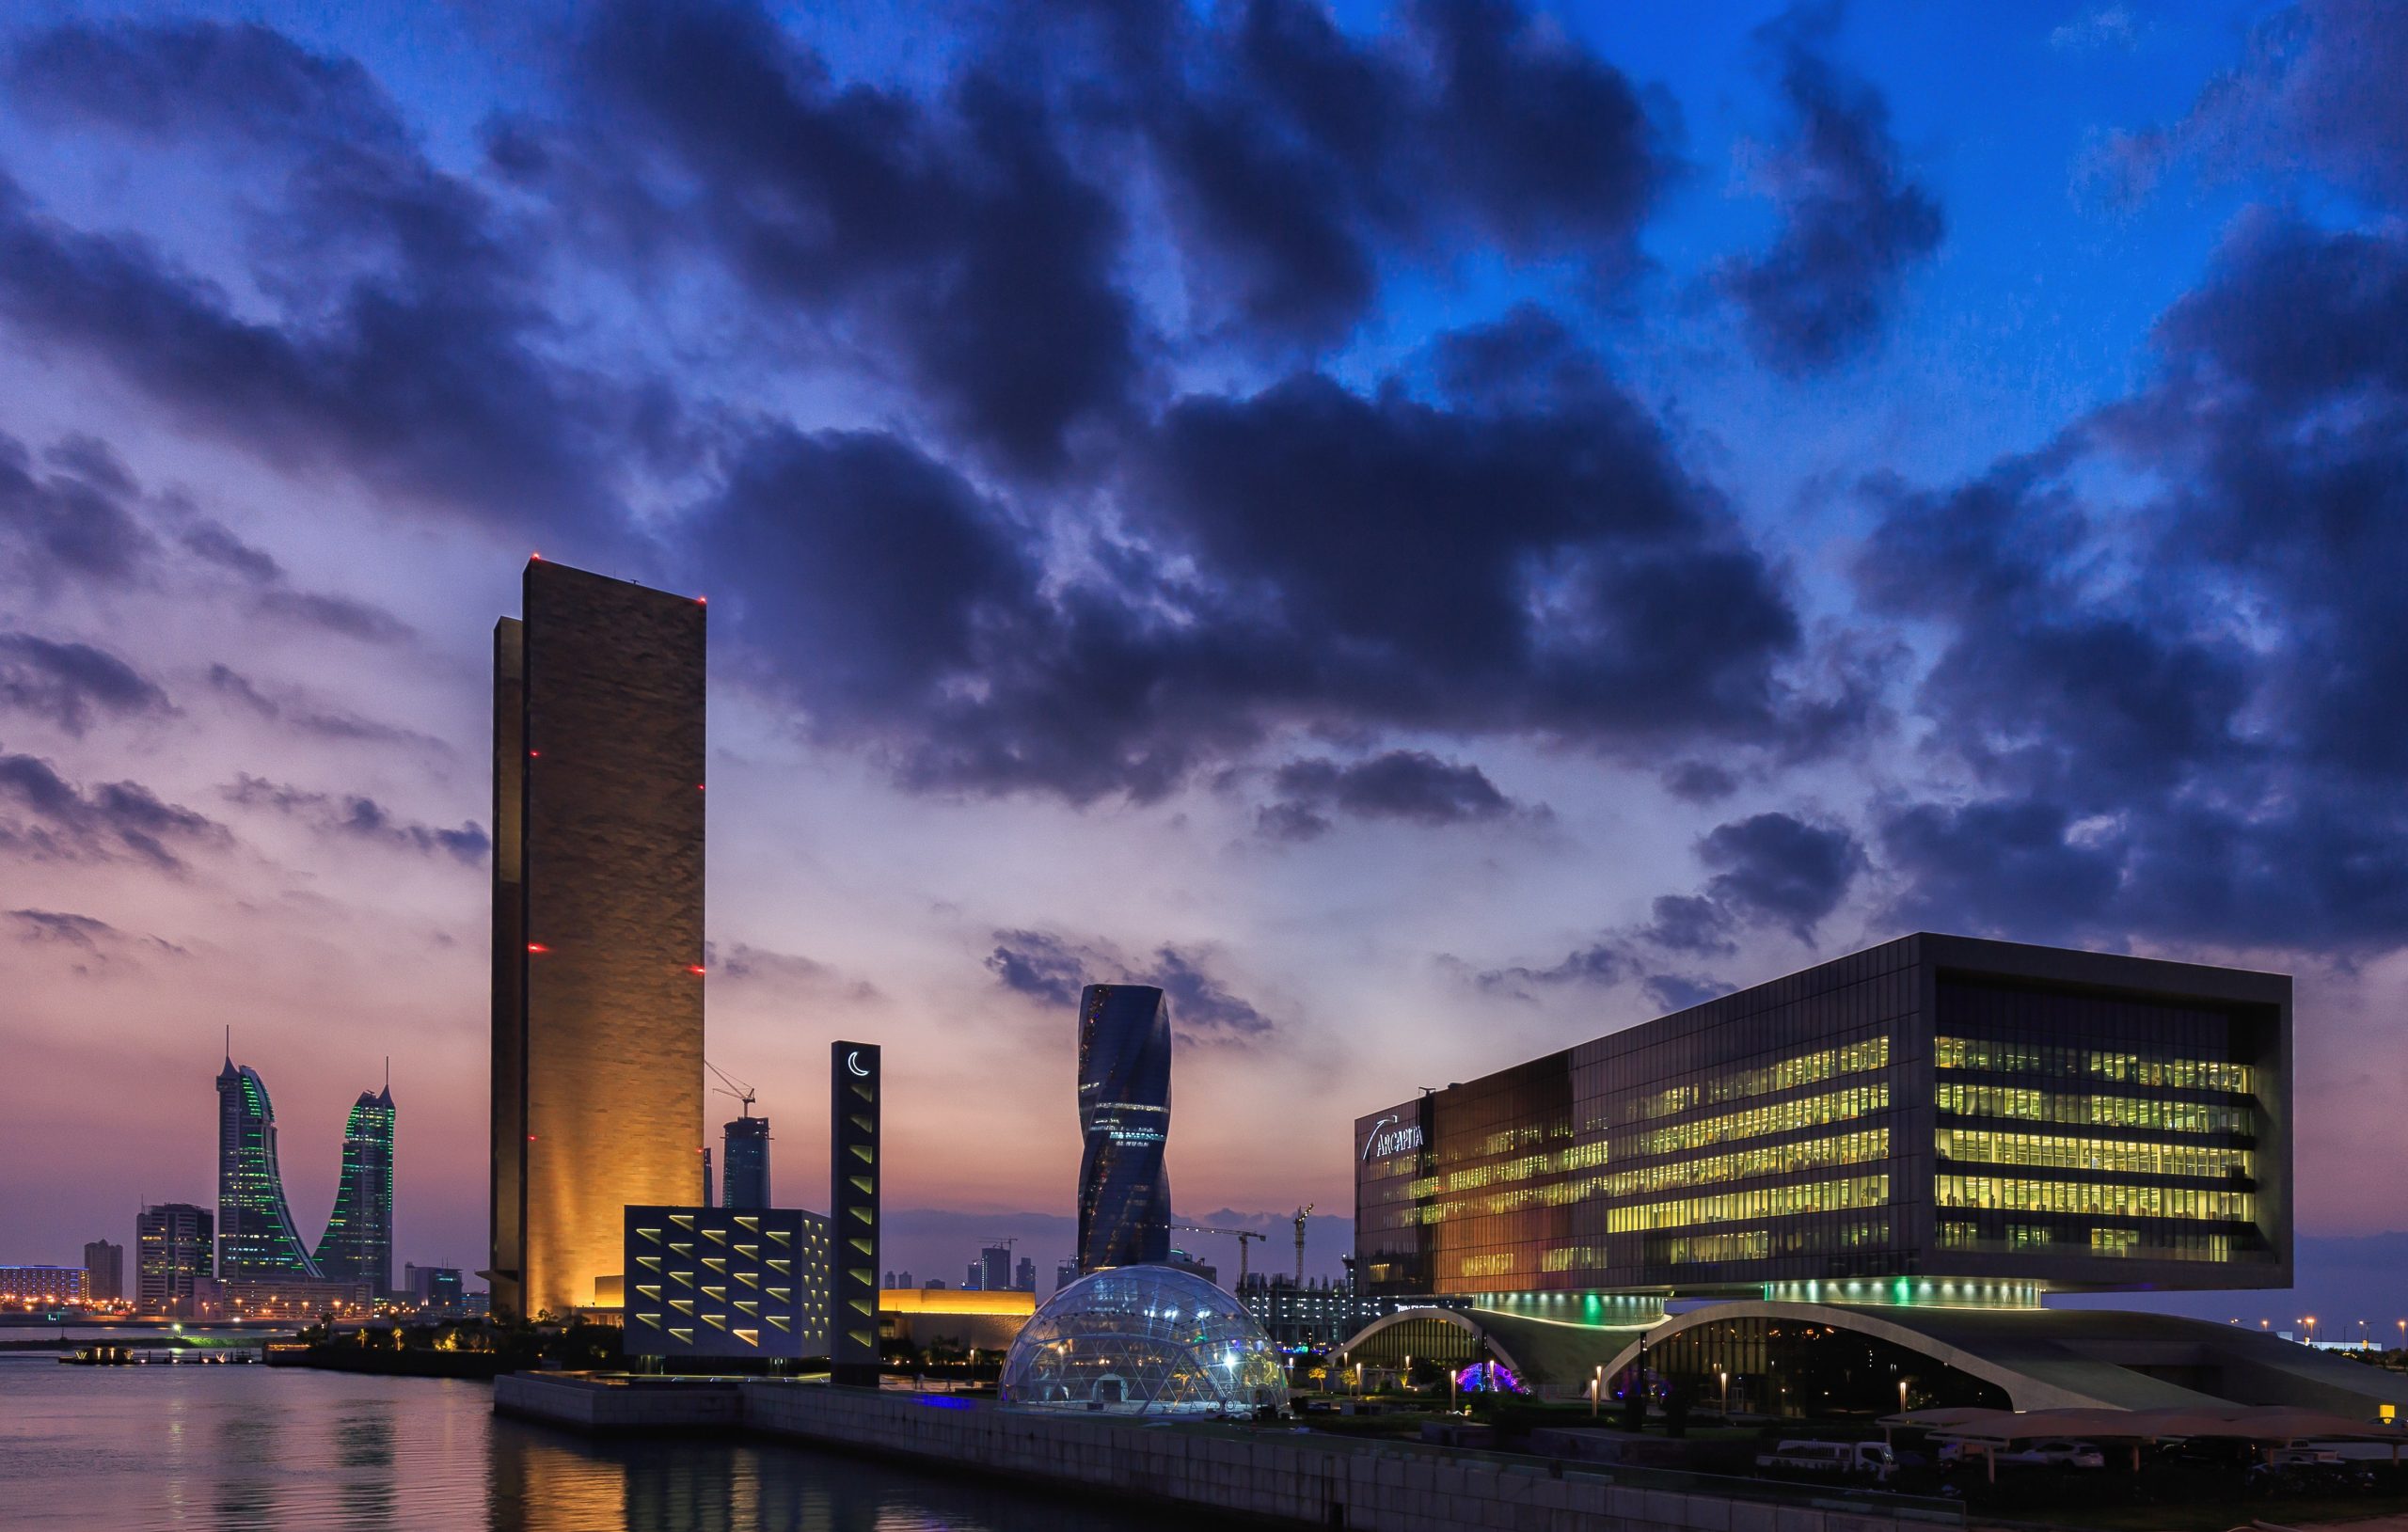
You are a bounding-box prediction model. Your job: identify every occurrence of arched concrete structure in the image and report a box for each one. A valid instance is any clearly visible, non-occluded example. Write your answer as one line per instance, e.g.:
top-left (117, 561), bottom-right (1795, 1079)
top-left (1601, 1302), bottom-right (2408, 1416)
top-left (1341, 1308), bottom-right (1529, 1381)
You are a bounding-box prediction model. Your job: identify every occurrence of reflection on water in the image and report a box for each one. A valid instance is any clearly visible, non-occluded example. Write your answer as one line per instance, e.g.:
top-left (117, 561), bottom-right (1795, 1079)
top-left (0, 1357), bottom-right (1163, 1531)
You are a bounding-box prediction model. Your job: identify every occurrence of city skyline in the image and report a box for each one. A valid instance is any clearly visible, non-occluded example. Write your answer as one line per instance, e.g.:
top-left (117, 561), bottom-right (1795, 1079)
top-left (6, 0), bottom-right (2408, 1324)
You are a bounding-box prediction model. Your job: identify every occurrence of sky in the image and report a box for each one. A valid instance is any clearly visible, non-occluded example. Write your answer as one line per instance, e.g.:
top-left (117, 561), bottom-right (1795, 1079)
top-left (3, 0), bottom-right (2406, 1316)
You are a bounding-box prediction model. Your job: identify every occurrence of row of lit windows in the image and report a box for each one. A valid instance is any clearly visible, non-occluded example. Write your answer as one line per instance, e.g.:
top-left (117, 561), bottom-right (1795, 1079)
top-left (1622, 1036), bottom-right (1891, 1124)
top-left (1603, 1174), bottom-right (1891, 1235)
top-left (1936, 1036), bottom-right (2253, 1094)
top-left (1933, 1129), bottom-right (2252, 1180)
top-left (1656, 1219), bottom-right (1894, 1266)
top-left (1621, 1083), bottom-right (1890, 1160)
top-left (1935, 1082), bottom-right (2254, 1136)
top-left (1423, 1129), bottom-right (1893, 1222)
top-left (1938, 1220), bottom-right (2246, 1263)
top-left (1936, 1177), bottom-right (2254, 1221)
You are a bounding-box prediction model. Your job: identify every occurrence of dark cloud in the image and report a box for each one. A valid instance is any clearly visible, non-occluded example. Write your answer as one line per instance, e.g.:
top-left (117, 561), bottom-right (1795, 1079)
top-left (0, 749), bottom-right (228, 869)
top-left (0, 427), bottom-right (156, 591)
top-left (1642, 972), bottom-right (1733, 1012)
top-left (181, 521), bottom-right (283, 583)
top-left (1151, 944), bottom-right (1275, 1042)
top-left (205, 665), bottom-right (444, 754)
top-left (1858, 206), bottom-right (2408, 952)
top-left (6, 906), bottom-right (184, 966)
top-left (1698, 811), bottom-right (1863, 940)
top-left (1662, 761), bottom-right (1739, 803)
top-left (1719, 6), bottom-right (1942, 373)
top-left (1640, 893), bottom-right (1736, 956)
top-left (705, 940), bottom-right (878, 1001)
top-left (512, 0), bottom-right (1135, 476)
top-left (8, 908), bottom-right (118, 951)
top-left (1476, 808), bottom-right (1859, 994)
top-left (0, 633), bottom-right (170, 734)
top-left (1081, 0), bottom-right (1675, 347)
top-left (2094, 0), bottom-right (2408, 210)
top-left (1262, 750), bottom-right (1520, 840)
top-left (703, 326), bottom-right (1846, 804)
top-left (984, 928), bottom-right (1091, 1009)
top-left (253, 589), bottom-right (414, 644)
top-left (982, 927), bottom-right (1275, 1040)
top-left (222, 773), bottom-right (485, 863)
top-left (0, 21), bottom-right (647, 536)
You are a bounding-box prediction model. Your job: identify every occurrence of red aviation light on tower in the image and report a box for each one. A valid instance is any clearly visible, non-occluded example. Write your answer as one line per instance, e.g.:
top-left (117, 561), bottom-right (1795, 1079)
top-left (687, 965), bottom-right (706, 975)
top-left (527, 943), bottom-right (550, 954)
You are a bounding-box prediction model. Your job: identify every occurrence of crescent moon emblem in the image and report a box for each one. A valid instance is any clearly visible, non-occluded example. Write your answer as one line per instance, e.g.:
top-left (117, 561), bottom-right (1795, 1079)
top-left (847, 1050), bottom-right (869, 1078)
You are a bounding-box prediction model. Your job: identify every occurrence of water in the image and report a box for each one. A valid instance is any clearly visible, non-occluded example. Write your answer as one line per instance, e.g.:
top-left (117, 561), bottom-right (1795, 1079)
top-left (0, 1355), bottom-right (1160, 1530)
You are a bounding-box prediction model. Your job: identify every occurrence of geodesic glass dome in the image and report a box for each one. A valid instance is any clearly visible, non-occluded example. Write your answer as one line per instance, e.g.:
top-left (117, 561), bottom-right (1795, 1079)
top-left (1000, 1265), bottom-right (1290, 1415)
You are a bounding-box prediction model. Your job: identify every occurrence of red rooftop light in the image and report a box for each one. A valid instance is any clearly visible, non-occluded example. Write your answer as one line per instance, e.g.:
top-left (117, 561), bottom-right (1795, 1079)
top-left (688, 965), bottom-right (706, 975)
top-left (527, 943), bottom-right (549, 954)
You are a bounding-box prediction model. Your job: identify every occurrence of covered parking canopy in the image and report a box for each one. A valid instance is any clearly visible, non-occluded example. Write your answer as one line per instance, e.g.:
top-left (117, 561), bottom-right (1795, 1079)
top-left (1893, 1404), bottom-right (2400, 1445)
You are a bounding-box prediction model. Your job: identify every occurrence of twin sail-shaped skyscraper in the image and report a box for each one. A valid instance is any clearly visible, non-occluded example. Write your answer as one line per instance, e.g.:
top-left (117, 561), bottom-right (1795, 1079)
top-left (214, 1047), bottom-right (395, 1292)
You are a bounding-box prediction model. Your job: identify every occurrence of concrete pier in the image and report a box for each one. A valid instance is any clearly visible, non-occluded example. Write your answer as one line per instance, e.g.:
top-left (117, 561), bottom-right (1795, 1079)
top-left (496, 1375), bottom-right (1962, 1532)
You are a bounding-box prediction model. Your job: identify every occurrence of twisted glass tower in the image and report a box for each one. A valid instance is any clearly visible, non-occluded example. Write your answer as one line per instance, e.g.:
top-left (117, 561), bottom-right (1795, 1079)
top-left (313, 1082), bottom-right (396, 1293)
top-left (216, 1055), bottom-right (320, 1281)
top-left (1076, 984), bottom-right (1171, 1271)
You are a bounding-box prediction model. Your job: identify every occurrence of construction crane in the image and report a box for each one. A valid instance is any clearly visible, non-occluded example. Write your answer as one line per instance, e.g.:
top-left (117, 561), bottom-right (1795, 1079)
top-left (1293, 1204), bottom-right (1313, 1286)
top-left (1171, 1224), bottom-right (1264, 1286)
top-left (705, 1059), bottom-right (757, 1118)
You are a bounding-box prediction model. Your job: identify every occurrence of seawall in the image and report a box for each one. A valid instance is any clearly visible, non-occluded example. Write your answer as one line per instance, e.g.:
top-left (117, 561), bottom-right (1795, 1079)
top-left (496, 1375), bottom-right (1960, 1532)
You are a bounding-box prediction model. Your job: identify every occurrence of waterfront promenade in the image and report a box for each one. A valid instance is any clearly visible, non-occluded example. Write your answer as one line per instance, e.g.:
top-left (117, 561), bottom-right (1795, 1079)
top-left (499, 1375), bottom-right (1961, 1532)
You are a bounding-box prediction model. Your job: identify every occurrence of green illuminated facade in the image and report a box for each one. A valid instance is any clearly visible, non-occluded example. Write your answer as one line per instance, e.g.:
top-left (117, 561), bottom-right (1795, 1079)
top-left (216, 1056), bottom-right (321, 1282)
top-left (312, 1084), bottom-right (396, 1294)
top-left (1356, 934), bottom-right (2289, 1304)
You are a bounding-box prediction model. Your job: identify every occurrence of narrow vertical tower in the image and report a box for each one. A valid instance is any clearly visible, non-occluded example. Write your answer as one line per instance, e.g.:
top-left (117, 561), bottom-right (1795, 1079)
top-left (830, 1040), bottom-right (881, 1386)
top-left (217, 1053), bottom-right (320, 1281)
top-left (1076, 984), bottom-right (1172, 1272)
top-left (489, 558), bottom-right (707, 1319)
top-left (722, 1115), bottom-right (770, 1208)
top-left (313, 1082), bottom-right (396, 1294)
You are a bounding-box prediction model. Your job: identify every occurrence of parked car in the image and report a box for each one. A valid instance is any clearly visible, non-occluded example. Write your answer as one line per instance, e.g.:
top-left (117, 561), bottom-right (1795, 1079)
top-left (1997, 1439), bottom-right (2106, 1470)
top-left (1754, 1440), bottom-right (1896, 1481)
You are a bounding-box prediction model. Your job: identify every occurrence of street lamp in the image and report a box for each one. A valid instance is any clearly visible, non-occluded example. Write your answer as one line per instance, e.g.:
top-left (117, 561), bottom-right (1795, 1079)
top-left (2305, 1316), bottom-right (2319, 1346)
top-left (1899, 1378), bottom-right (1909, 1414)
top-left (1719, 1367), bottom-right (1729, 1421)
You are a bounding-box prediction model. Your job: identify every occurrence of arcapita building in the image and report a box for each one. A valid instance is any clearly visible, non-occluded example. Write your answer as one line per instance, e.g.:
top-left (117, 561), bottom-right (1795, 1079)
top-left (1344, 934), bottom-right (2396, 1418)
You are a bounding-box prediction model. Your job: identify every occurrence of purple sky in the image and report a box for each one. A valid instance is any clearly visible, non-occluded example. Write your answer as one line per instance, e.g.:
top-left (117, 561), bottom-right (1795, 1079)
top-left (5, 2), bottom-right (2408, 1299)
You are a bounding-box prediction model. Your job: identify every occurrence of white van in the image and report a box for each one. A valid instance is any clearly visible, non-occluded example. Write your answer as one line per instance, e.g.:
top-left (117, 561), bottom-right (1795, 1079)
top-left (1754, 1440), bottom-right (1896, 1480)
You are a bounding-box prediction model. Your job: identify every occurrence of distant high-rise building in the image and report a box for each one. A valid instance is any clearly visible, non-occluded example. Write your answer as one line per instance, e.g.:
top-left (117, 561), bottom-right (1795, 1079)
top-left (965, 1259), bottom-right (983, 1290)
top-left (1054, 1258), bottom-right (1078, 1293)
top-left (83, 1240), bottom-right (123, 1303)
top-left (1014, 1256), bottom-right (1037, 1292)
top-left (312, 1080), bottom-right (395, 1295)
top-left (136, 1203), bottom-right (213, 1316)
top-left (490, 558), bottom-right (707, 1319)
top-left (402, 1263), bottom-right (466, 1308)
top-left (217, 1052), bottom-right (320, 1281)
top-left (897, 1270), bottom-right (913, 1289)
top-left (1076, 984), bottom-right (1171, 1272)
top-left (978, 1244), bottom-right (1012, 1293)
top-left (722, 1114), bottom-right (770, 1208)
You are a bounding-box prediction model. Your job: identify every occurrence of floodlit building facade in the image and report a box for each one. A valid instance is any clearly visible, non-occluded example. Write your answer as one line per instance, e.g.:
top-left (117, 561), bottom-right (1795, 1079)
top-left (1076, 984), bottom-right (1172, 1271)
top-left (312, 1082), bottom-right (396, 1294)
top-left (217, 1056), bottom-right (320, 1282)
top-left (1357, 934), bottom-right (2289, 1303)
top-left (490, 559), bottom-right (707, 1318)
top-left (621, 1206), bottom-right (829, 1360)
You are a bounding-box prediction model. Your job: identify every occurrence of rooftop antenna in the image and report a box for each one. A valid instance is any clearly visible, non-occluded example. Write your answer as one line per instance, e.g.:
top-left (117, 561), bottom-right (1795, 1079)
top-left (384, 1056), bottom-right (390, 1093)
